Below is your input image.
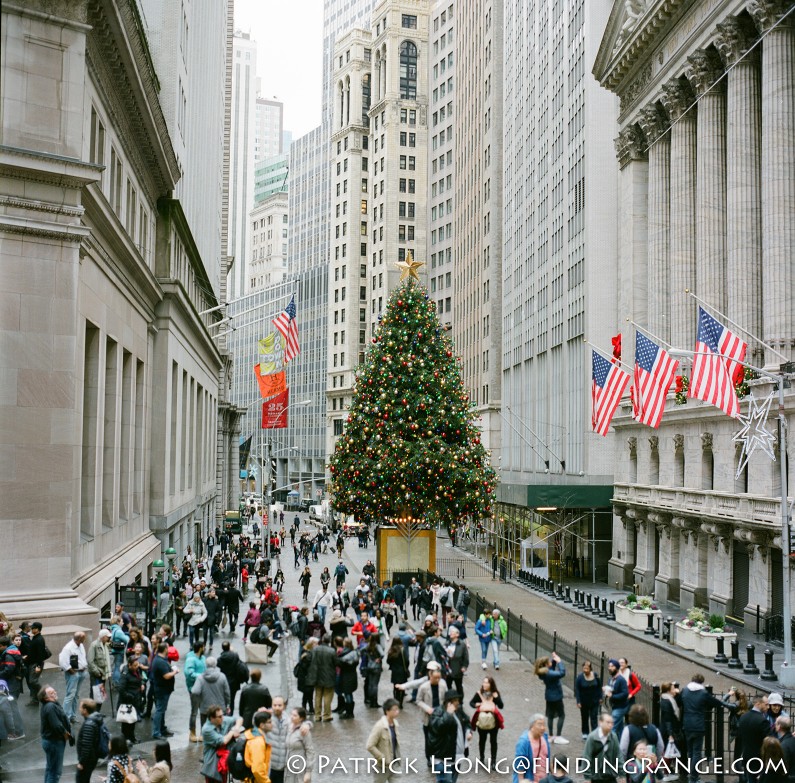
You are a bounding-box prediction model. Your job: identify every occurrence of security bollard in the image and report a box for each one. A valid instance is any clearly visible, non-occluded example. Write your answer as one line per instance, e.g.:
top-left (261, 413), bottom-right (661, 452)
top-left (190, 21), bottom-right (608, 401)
top-left (714, 635), bottom-right (728, 665)
top-left (606, 601), bottom-right (616, 622)
top-left (761, 649), bottom-right (778, 681)
top-left (727, 639), bottom-right (742, 669)
top-left (556, 583), bottom-right (565, 601)
top-left (663, 616), bottom-right (673, 643)
top-left (585, 593), bottom-right (592, 612)
top-left (574, 589), bottom-right (583, 609)
top-left (546, 580), bottom-right (556, 597)
top-left (645, 612), bottom-right (656, 635)
top-left (564, 586), bottom-right (572, 604)
top-left (599, 598), bottom-right (608, 618)
top-left (743, 644), bottom-right (760, 675)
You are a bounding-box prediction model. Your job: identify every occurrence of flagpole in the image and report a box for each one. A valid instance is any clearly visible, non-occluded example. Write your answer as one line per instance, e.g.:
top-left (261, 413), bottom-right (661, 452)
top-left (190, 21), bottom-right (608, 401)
top-left (584, 339), bottom-right (634, 374)
top-left (627, 319), bottom-right (675, 351)
top-left (684, 289), bottom-right (788, 362)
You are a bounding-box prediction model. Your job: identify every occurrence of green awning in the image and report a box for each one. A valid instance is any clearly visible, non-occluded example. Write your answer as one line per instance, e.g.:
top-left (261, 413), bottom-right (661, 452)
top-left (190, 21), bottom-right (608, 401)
top-left (497, 483), bottom-right (614, 509)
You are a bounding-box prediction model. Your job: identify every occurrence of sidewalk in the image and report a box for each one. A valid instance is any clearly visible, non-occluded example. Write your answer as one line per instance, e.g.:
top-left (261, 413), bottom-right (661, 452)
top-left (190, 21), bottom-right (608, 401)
top-left (449, 535), bottom-right (789, 696)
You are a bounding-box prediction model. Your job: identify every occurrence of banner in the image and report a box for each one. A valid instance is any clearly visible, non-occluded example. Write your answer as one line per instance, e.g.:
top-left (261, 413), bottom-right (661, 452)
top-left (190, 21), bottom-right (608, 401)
top-left (262, 388), bottom-right (289, 429)
top-left (258, 332), bottom-right (286, 375)
top-left (239, 435), bottom-right (253, 479)
top-left (254, 366), bottom-right (286, 399)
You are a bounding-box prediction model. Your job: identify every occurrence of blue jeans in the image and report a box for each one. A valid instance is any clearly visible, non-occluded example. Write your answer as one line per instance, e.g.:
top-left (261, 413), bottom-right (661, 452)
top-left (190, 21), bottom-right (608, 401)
top-left (189, 624), bottom-right (202, 646)
top-left (433, 757), bottom-right (459, 783)
top-left (206, 623), bottom-right (215, 647)
top-left (479, 637), bottom-right (501, 666)
top-left (112, 653), bottom-right (124, 685)
top-left (686, 732), bottom-right (705, 783)
top-left (611, 705), bottom-right (629, 737)
top-left (152, 691), bottom-right (171, 738)
top-left (63, 669), bottom-right (87, 720)
top-left (42, 737), bottom-right (65, 783)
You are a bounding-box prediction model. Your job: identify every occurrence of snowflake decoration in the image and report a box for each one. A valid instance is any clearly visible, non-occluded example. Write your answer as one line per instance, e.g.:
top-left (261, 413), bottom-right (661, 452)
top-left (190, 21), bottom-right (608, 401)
top-left (733, 389), bottom-right (777, 479)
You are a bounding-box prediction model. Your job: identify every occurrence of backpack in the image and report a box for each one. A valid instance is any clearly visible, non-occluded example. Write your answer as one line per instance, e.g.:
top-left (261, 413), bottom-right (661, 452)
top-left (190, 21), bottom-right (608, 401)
top-left (97, 719), bottom-right (111, 758)
top-left (226, 734), bottom-right (251, 781)
top-left (460, 590), bottom-right (471, 607)
top-left (476, 710), bottom-right (497, 731)
top-left (112, 760), bottom-right (141, 783)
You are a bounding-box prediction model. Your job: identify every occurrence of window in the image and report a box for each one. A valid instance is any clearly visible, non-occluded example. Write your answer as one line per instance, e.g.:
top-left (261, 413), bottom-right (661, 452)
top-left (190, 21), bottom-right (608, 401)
top-left (109, 147), bottom-right (123, 214)
top-left (401, 109), bottom-right (407, 124)
top-left (409, 110), bottom-right (416, 126)
top-left (400, 132), bottom-right (407, 146)
top-left (400, 41), bottom-right (418, 99)
top-left (402, 14), bottom-right (417, 28)
top-left (409, 133), bottom-right (416, 147)
top-left (408, 156), bottom-right (415, 170)
top-left (125, 179), bottom-right (137, 237)
top-left (89, 106), bottom-right (105, 170)
top-left (400, 155), bottom-right (407, 169)
top-left (334, 419), bottom-right (344, 436)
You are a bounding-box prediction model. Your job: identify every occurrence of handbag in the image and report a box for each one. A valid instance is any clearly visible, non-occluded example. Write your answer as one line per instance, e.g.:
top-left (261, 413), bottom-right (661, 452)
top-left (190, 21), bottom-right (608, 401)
top-left (92, 683), bottom-right (106, 704)
top-left (116, 703), bottom-right (138, 724)
top-left (664, 739), bottom-right (681, 759)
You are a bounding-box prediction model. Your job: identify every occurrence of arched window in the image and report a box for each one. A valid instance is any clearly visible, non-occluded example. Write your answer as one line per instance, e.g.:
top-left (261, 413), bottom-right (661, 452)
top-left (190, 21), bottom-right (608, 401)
top-left (361, 73), bottom-right (371, 123)
top-left (400, 41), bottom-right (417, 99)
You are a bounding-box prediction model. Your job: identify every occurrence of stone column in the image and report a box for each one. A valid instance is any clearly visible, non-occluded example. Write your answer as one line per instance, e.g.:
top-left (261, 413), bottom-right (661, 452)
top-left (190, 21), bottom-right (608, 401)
top-left (677, 523), bottom-right (708, 609)
top-left (609, 510), bottom-right (636, 588)
top-left (661, 79), bottom-right (697, 348)
top-left (687, 49), bottom-right (727, 312)
top-left (716, 15), bottom-right (762, 358)
top-left (615, 125), bottom-right (649, 365)
top-left (638, 104), bottom-right (671, 342)
top-left (746, 542), bottom-right (773, 618)
top-left (750, 0), bottom-right (795, 363)
top-left (655, 522), bottom-right (681, 604)
top-left (633, 518), bottom-right (658, 595)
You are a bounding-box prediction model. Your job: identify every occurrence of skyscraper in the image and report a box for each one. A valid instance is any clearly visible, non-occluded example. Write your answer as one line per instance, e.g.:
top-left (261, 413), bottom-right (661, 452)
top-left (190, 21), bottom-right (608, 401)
top-left (255, 96), bottom-right (285, 162)
top-left (289, 126), bottom-right (328, 275)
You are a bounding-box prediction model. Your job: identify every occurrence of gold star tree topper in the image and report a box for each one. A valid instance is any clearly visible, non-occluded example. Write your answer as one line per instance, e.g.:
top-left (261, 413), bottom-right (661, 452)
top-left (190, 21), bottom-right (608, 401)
top-left (396, 250), bottom-right (425, 281)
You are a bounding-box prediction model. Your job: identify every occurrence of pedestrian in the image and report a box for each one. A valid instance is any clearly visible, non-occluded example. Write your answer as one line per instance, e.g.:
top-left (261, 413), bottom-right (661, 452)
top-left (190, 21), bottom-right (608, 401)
top-left (39, 684), bottom-right (72, 783)
top-left (361, 634), bottom-right (385, 709)
top-left (337, 638), bottom-right (360, 719)
top-left (513, 713), bottom-right (552, 783)
top-left (773, 717), bottom-right (795, 781)
top-left (618, 658), bottom-right (642, 708)
top-left (575, 660), bottom-right (601, 740)
top-left (134, 740), bottom-right (173, 783)
top-left (75, 698), bottom-right (106, 783)
top-left (470, 681), bottom-right (505, 769)
top-left (603, 658), bottom-right (629, 735)
top-left (106, 735), bottom-right (133, 783)
top-left (367, 698), bottom-right (401, 783)
top-left (659, 681), bottom-right (685, 779)
top-left (0, 634), bottom-right (25, 738)
top-left (193, 656), bottom-right (231, 726)
top-left (26, 621), bottom-right (53, 700)
top-left (200, 705), bottom-right (243, 783)
top-left (285, 706), bottom-right (316, 783)
top-left (300, 566), bottom-right (313, 602)
top-left (108, 616), bottom-right (129, 687)
top-left (218, 640), bottom-right (247, 712)
top-left (203, 589), bottom-right (221, 650)
top-left (760, 737), bottom-right (787, 783)
top-left (475, 608), bottom-right (507, 671)
top-left (535, 651), bottom-right (569, 744)
top-left (307, 633), bottom-right (337, 722)
top-left (386, 636), bottom-right (410, 708)
top-left (583, 712), bottom-right (623, 783)
top-left (239, 669), bottom-right (272, 729)
top-left (415, 661), bottom-right (448, 767)
top-left (224, 581), bottom-right (245, 634)
top-left (539, 754), bottom-right (575, 783)
top-left (625, 740), bottom-right (657, 783)
top-left (312, 585), bottom-right (334, 624)
top-left (619, 704), bottom-right (665, 760)
top-left (243, 602), bottom-right (262, 641)
top-left (57, 631), bottom-right (88, 724)
top-left (117, 654), bottom-right (145, 745)
top-left (428, 689), bottom-right (470, 783)
top-left (184, 593), bottom-right (208, 647)
top-left (439, 581), bottom-right (455, 628)
top-left (184, 641), bottom-right (207, 742)
top-left (680, 673), bottom-right (731, 783)
top-left (454, 585), bottom-right (470, 625)
top-left (444, 625), bottom-right (469, 697)
top-left (736, 694), bottom-right (771, 783)
top-left (86, 629), bottom-right (112, 711)
top-left (295, 638), bottom-right (318, 715)
top-left (767, 693), bottom-right (789, 728)
top-left (351, 610), bottom-right (379, 646)
top-left (151, 642), bottom-right (178, 740)
top-left (242, 710), bottom-right (274, 783)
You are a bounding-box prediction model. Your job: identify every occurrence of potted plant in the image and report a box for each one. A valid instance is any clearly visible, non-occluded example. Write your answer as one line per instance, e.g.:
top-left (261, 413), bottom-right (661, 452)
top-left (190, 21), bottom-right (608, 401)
top-left (694, 614), bottom-right (736, 658)
top-left (675, 607), bottom-right (707, 650)
top-left (615, 594), bottom-right (662, 631)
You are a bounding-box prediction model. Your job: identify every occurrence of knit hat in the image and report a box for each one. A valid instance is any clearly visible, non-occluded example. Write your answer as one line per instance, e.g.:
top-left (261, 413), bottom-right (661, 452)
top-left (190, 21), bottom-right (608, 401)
top-left (608, 658), bottom-right (620, 668)
top-left (769, 693), bottom-right (785, 706)
top-left (426, 661), bottom-right (442, 672)
top-left (425, 615), bottom-right (435, 623)
top-left (331, 609), bottom-right (343, 621)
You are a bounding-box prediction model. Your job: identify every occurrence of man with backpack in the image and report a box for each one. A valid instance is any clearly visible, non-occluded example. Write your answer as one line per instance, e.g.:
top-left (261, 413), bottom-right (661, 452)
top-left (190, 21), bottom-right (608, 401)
top-left (75, 698), bottom-right (108, 783)
top-left (334, 560), bottom-right (349, 588)
top-left (416, 662), bottom-right (448, 768)
top-left (455, 585), bottom-right (471, 626)
top-left (239, 709), bottom-right (273, 782)
top-left (439, 582), bottom-right (455, 628)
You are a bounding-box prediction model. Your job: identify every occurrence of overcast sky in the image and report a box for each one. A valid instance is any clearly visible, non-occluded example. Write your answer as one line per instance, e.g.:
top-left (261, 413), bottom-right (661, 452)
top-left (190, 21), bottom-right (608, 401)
top-left (234, 0), bottom-right (324, 140)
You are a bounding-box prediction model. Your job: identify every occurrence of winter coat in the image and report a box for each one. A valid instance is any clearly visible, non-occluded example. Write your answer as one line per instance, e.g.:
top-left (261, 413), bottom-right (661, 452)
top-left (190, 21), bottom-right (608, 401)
top-left (184, 599), bottom-right (208, 627)
top-left (475, 614), bottom-right (508, 642)
top-left (191, 666), bottom-right (231, 713)
top-left (184, 651), bottom-right (206, 691)
top-left (294, 652), bottom-right (312, 693)
top-left (607, 673), bottom-right (629, 709)
top-left (337, 647), bottom-right (359, 694)
top-left (537, 660), bottom-right (566, 703)
top-left (681, 681), bottom-right (725, 735)
top-left (217, 649), bottom-right (245, 688)
top-left (513, 731), bottom-right (552, 783)
top-left (76, 711), bottom-right (105, 767)
top-left (387, 646), bottom-right (410, 684)
top-left (367, 715), bottom-right (401, 767)
top-left (87, 639), bottom-right (112, 682)
top-left (239, 683), bottom-right (273, 729)
top-left (445, 639), bottom-right (469, 678)
top-left (574, 673), bottom-right (602, 708)
top-left (118, 668), bottom-right (145, 708)
top-left (583, 729), bottom-right (623, 781)
top-left (203, 597), bottom-right (221, 626)
top-left (306, 643), bottom-right (337, 689)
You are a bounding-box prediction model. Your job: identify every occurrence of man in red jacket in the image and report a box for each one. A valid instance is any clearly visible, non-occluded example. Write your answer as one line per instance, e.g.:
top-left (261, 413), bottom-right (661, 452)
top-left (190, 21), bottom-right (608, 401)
top-left (351, 611), bottom-right (379, 645)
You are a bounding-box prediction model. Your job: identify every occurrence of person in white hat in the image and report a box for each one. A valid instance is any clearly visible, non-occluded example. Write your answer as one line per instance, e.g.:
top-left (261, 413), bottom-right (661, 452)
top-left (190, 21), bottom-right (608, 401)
top-left (86, 630), bottom-right (112, 709)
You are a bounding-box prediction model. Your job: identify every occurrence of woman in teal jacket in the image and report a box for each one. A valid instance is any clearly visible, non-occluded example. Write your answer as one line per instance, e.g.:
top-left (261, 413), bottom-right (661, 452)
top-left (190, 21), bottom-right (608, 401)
top-left (534, 651), bottom-right (568, 744)
top-left (513, 713), bottom-right (552, 783)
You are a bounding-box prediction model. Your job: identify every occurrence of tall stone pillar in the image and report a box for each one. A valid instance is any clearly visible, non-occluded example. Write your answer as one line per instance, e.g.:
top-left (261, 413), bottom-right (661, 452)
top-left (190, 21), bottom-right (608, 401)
top-left (750, 0), bottom-right (795, 363)
top-left (677, 522), bottom-right (708, 608)
top-left (687, 49), bottom-right (727, 312)
top-left (633, 518), bottom-right (658, 596)
top-left (716, 16), bottom-right (762, 357)
top-left (615, 125), bottom-right (649, 366)
top-left (638, 105), bottom-right (671, 343)
top-left (654, 520), bottom-right (681, 604)
top-left (661, 79), bottom-right (697, 348)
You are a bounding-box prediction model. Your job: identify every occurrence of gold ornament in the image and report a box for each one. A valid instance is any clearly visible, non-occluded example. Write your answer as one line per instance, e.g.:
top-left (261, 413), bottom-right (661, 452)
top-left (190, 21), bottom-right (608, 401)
top-left (396, 250), bottom-right (425, 281)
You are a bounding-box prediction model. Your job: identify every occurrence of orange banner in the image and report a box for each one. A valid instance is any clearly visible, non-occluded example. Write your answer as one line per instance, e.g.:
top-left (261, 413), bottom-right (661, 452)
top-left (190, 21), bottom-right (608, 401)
top-left (262, 389), bottom-right (289, 429)
top-left (254, 366), bottom-right (286, 399)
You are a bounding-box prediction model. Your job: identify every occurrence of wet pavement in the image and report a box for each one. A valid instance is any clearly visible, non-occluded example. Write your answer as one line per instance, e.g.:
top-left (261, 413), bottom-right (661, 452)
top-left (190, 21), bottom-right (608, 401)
top-left (3, 521), bottom-right (782, 782)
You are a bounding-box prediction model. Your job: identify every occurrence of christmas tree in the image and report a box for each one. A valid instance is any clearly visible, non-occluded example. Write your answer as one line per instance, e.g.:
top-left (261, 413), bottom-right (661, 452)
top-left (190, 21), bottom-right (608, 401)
top-left (329, 257), bottom-right (497, 527)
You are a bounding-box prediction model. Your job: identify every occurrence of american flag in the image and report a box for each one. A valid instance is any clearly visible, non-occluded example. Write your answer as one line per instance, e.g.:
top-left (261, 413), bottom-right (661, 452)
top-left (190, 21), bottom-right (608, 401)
top-left (272, 295), bottom-right (300, 362)
top-left (689, 307), bottom-right (747, 418)
top-left (592, 351), bottom-right (630, 436)
top-left (632, 331), bottom-right (678, 428)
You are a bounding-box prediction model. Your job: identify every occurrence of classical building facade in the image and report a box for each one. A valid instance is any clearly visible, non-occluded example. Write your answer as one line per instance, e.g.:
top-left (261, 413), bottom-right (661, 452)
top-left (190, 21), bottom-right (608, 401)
top-left (0, 0), bottom-right (227, 635)
top-left (249, 193), bottom-right (289, 291)
top-left (594, 0), bottom-right (794, 622)
top-left (496, 0), bottom-right (619, 579)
